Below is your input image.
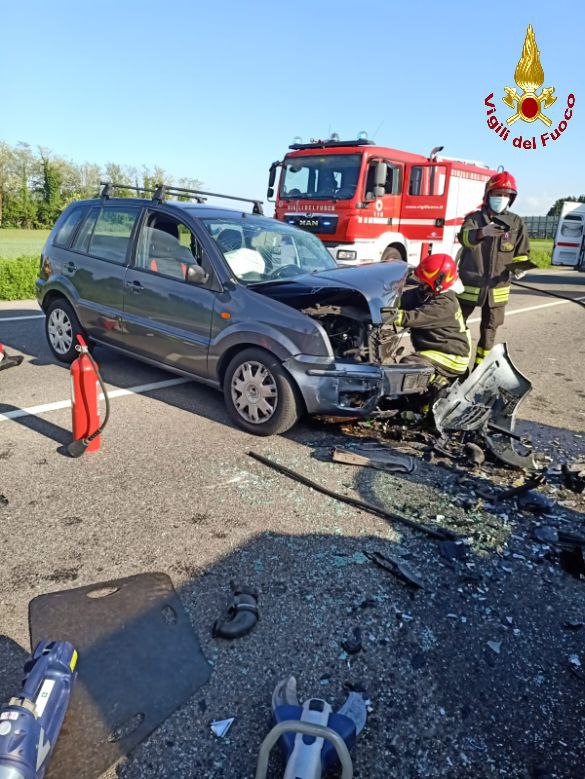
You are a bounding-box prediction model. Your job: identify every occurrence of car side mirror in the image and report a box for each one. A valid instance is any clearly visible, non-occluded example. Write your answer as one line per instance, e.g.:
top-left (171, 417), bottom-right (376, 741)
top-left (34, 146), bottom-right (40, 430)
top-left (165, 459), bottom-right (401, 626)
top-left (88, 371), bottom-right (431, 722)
top-left (187, 264), bottom-right (208, 285)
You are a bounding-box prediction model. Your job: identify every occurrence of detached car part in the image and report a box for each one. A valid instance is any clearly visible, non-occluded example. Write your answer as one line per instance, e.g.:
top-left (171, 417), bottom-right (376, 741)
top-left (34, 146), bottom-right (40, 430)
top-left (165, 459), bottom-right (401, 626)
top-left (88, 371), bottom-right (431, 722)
top-left (432, 343), bottom-right (539, 469)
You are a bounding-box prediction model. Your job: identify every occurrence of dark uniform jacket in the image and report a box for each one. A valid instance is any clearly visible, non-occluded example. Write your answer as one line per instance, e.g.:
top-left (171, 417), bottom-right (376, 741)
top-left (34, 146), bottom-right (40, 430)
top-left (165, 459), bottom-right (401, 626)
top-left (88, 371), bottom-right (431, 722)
top-left (457, 209), bottom-right (530, 308)
top-left (397, 287), bottom-right (471, 373)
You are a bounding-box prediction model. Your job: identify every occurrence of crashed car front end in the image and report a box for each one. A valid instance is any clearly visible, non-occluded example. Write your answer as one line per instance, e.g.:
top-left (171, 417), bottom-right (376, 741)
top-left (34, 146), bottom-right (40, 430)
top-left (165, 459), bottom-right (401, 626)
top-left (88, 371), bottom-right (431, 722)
top-left (283, 353), bottom-right (432, 416)
top-left (250, 261), bottom-right (433, 417)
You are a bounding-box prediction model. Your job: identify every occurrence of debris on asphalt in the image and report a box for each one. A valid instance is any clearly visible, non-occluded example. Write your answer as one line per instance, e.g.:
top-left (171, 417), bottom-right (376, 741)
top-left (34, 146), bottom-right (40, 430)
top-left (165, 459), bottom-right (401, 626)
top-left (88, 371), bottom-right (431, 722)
top-left (364, 549), bottom-right (423, 589)
top-left (518, 490), bottom-right (555, 514)
top-left (465, 441), bottom-right (485, 466)
top-left (532, 526), bottom-right (559, 544)
top-left (562, 461), bottom-right (585, 494)
top-left (487, 641), bottom-right (502, 655)
top-left (212, 584), bottom-right (259, 640)
top-left (438, 539), bottom-right (468, 564)
top-left (568, 654), bottom-right (581, 669)
top-left (210, 718), bottom-right (235, 738)
top-left (0, 494), bottom-right (8, 508)
top-left (558, 545), bottom-right (585, 579)
top-left (341, 627), bottom-right (363, 655)
top-left (248, 450), bottom-right (457, 541)
top-left (496, 474), bottom-right (547, 501)
top-left (331, 443), bottom-right (414, 474)
top-left (563, 620), bottom-right (584, 631)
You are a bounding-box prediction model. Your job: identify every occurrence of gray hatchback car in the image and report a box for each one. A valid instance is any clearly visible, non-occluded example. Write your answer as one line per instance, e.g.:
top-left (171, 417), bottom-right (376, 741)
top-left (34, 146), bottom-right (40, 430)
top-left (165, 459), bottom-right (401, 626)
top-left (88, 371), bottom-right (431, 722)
top-left (37, 184), bottom-right (430, 435)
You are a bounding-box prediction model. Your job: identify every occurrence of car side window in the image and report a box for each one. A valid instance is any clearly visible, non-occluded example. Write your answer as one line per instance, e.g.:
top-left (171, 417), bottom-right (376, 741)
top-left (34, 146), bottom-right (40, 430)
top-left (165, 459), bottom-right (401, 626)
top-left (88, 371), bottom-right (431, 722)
top-left (53, 207), bottom-right (86, 247)
top-left (135, 213), bottom-right (209, 282)
top-left (71, 207), bottom-right (100, 254)
top-left (87, 207), bottom-right (140, 264)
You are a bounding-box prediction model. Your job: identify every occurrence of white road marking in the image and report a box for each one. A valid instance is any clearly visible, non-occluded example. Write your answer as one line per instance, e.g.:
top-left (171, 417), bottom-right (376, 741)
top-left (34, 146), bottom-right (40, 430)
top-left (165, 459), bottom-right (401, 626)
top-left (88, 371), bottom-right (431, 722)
top-left (468, 295), bottom-right (585, 324)
top-left (0, 377), bottom-right (190, 423)
top-left (0, 314), bottom-right (45, 322)
top-left (0, 290), bottom-right (583, 424)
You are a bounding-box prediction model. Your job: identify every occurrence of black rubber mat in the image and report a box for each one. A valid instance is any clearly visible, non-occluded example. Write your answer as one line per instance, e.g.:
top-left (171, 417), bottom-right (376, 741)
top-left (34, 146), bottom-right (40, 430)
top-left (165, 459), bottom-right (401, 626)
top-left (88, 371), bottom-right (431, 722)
top-left (29, 572), bottom-right (210, 779)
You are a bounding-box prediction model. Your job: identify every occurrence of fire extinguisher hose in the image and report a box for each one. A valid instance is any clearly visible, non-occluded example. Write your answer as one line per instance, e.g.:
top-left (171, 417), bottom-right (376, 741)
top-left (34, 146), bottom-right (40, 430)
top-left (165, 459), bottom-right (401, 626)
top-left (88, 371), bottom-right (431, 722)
top-left (67, 348), bottom-right (111, 458)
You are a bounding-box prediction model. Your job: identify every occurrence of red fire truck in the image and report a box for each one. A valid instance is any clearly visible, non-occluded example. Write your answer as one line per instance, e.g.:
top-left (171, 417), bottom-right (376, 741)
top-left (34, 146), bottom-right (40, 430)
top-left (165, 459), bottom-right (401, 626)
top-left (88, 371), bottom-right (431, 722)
top-left (268, 136), bottom-right (497, 266)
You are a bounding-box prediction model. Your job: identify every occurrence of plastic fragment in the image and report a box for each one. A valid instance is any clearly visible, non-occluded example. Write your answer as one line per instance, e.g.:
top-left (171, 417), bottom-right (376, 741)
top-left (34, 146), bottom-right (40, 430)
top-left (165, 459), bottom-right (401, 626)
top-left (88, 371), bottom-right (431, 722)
top-left (211, 718), bottom-right (235, 738)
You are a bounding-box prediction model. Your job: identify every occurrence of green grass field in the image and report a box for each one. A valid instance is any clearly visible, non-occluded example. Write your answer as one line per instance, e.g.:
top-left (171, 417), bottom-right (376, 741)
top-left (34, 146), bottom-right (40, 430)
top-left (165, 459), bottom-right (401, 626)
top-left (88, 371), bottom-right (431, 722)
top-left (0, 228), bottom-right (51, 259)
top-left (530, 238), bottom-right (553, 268)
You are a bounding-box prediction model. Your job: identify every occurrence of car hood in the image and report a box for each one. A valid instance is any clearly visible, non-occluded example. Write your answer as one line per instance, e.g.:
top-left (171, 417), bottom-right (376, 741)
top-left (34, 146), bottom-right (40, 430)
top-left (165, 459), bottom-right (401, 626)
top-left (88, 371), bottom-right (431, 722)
top-left (249, 262), bottom-right (408, 324)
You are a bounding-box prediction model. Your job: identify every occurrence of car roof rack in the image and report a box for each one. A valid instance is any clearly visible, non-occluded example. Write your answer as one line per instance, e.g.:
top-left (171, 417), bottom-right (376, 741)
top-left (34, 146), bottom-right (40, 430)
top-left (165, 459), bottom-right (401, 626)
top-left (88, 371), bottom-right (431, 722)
top-left (288, 138), bottom-right (374, 151)
top-left (99, 182), bottom-right (264, 214)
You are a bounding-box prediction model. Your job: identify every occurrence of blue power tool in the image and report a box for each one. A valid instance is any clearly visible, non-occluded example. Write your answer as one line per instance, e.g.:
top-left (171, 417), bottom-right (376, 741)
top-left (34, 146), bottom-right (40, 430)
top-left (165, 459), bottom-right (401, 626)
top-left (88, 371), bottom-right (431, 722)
top-left (255, 676), bottom-right (367, 779)
top-left (0, 641), bottom-right (77, 779)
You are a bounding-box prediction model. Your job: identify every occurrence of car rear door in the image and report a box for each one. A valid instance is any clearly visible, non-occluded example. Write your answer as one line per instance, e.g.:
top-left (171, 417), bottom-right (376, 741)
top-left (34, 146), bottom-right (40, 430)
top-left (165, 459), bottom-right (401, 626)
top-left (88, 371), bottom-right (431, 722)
top-left (122, 209), bottom-right (218, 378)
top-left (66, 204), bottom-right (142, 346)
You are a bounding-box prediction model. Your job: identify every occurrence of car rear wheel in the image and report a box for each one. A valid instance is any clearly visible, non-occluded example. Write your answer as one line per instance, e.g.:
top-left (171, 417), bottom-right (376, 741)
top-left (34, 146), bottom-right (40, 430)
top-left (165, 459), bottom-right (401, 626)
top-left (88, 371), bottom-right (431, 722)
top-left (45, 298), bottom-right (86, 363)
top-left (223, 348), bottom-right (302, 436)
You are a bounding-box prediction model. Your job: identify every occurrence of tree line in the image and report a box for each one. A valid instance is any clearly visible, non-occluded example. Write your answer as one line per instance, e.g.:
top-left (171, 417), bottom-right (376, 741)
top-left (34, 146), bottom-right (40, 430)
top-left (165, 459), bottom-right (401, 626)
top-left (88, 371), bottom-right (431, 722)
top-left (0, 141), bottom-right (201, 229)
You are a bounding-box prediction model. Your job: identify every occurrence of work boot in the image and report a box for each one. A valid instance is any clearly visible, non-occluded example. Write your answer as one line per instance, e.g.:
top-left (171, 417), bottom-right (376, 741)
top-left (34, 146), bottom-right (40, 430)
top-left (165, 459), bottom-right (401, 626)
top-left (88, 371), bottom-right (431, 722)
top-left (0, 353), bottom-right (24, 371)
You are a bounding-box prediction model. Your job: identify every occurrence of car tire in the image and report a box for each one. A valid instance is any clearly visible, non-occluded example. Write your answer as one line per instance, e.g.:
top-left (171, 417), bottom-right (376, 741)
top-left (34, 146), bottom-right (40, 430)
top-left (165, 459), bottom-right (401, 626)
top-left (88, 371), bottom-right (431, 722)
top-left (223, 347), bottom-right (302, 436)
top-left (381, 245), bottom-right (404, 262)
top-left (45, 298), bottom-right (87, 363)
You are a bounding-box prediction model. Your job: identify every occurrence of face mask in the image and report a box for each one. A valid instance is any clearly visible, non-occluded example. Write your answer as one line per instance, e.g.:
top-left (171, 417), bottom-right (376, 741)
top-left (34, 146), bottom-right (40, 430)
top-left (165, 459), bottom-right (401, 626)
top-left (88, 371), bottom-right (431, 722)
top-left (488, 195), bottom-right (509, 213)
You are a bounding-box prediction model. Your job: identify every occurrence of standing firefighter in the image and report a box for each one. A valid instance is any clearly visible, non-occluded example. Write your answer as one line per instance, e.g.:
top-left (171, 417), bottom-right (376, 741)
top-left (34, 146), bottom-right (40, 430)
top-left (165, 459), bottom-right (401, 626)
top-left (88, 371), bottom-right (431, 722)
top-left (385, 253), bottom-right (471, 388)
top-left (457, 171), bottom-right (530, 368)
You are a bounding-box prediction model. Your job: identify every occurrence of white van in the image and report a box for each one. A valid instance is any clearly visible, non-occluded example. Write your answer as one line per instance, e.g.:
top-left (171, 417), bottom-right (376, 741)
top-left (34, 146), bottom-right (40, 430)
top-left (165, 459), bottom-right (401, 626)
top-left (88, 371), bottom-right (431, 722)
top-left (552, 201), bottom-right (585, 270)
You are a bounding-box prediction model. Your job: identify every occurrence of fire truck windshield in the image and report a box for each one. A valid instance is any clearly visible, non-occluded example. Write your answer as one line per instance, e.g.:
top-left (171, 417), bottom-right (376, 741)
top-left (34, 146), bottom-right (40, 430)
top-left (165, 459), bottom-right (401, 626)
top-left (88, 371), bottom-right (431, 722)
top-left (280, 154), bottom-right (361, 200)
top-left (203, 216), bottom-right (337, 284)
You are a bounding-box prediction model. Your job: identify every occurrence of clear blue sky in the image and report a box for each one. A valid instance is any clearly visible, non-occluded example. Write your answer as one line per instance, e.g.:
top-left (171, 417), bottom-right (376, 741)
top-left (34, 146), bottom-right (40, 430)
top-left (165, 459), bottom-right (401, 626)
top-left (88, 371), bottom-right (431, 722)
top-left (2, 0), bottom-right (583, 214)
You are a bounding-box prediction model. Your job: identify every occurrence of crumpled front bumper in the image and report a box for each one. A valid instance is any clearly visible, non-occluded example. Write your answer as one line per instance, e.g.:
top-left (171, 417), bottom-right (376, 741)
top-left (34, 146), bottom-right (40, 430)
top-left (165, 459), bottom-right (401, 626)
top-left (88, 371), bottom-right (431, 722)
top-left (283, 354), bottom-right (432, 417)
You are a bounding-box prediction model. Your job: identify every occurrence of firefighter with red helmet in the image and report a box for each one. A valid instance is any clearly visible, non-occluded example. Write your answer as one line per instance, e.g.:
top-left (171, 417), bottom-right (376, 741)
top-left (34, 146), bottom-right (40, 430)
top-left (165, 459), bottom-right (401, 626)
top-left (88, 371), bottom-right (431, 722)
top-left (385, 253), bottom-right (471, 382)
top-left (457, 171), bottom-right (530, 368)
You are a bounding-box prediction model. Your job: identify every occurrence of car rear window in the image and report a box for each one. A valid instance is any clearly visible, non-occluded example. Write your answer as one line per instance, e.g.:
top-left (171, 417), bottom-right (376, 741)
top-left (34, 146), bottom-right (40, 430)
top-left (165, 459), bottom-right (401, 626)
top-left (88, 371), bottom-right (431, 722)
top-left (53, 207), bottom-right (86, 247)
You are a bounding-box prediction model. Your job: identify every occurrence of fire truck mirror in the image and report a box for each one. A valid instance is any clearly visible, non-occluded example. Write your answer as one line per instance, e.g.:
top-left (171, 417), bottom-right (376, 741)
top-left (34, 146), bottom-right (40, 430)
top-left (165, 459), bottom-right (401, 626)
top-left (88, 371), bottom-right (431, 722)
top-left (267, 186), bottom-right (274, 199)
top-left (373, 161), bottom-right (387, 197)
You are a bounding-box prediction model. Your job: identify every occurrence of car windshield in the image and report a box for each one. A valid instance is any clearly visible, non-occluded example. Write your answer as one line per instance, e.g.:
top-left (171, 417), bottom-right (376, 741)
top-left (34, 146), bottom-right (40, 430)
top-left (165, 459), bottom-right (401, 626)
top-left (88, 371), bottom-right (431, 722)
top-left (202, 216), bottom-right (337, 284)
top-left (280, 154), bottom-right (362, 200)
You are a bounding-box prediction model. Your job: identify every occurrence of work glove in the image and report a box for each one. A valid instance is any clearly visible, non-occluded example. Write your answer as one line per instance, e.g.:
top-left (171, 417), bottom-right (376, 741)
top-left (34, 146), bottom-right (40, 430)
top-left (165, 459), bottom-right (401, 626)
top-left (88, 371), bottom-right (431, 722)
top-left (512, 268), bottom-right (528, 280)
top-left (481, 222), bottom-right (504, 238)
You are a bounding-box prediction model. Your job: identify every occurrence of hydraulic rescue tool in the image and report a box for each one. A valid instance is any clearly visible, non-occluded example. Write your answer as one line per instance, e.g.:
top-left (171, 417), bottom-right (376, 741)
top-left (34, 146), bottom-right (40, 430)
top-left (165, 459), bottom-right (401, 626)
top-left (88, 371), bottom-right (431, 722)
top-left (255, 676), bottom-right (367, 779)
top-left (68, 335), bottom-right (110, 458)
top-left (0, 641), bottom-right (77, 779)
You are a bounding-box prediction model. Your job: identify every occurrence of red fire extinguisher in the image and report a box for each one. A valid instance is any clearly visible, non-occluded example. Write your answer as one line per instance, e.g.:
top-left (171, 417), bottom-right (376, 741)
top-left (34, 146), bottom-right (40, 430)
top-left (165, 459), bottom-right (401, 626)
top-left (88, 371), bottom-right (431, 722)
top-left (68, 335), bottom-right (110, 458)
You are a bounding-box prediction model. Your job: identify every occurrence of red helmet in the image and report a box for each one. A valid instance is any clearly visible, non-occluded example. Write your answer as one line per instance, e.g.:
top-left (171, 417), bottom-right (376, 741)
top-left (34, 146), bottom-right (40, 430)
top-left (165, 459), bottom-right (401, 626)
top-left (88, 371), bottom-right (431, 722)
top-left (485, 171), bottom-right (517, 205)
top-left (414, 253), bottom-right (460, 293)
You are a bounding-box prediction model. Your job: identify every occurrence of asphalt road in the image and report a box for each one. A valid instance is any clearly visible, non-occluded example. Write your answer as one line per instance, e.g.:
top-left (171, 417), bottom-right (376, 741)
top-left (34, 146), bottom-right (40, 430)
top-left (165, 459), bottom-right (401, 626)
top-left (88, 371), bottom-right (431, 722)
top-left (0, 268), bottom-right (584, 778)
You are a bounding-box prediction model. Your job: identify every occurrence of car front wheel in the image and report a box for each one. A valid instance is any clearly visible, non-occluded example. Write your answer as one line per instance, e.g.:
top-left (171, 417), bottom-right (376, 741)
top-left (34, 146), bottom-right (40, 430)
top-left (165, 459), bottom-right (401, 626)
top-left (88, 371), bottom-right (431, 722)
top-left (45, 298), bottom-right (86, 363)
top-left (223, 348), bottom-right (302, 436)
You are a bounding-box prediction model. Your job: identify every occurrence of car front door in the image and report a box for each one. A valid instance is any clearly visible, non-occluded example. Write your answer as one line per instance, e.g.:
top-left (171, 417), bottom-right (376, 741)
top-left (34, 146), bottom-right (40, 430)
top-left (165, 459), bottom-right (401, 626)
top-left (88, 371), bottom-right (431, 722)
top-left (122, 210), bottom-right (218, 378)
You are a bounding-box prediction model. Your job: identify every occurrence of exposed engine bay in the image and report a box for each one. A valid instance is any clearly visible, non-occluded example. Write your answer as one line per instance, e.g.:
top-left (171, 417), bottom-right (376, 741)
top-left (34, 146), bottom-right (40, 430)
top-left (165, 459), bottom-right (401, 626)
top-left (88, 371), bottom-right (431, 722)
top-left (301, 303), bottom-right (401, 364)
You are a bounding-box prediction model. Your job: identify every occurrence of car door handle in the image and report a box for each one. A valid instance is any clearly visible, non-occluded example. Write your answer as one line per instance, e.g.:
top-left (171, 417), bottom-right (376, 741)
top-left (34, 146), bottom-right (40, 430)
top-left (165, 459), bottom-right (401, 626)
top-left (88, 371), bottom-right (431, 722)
top-left (65, 261), bottom-right (77, 272)
top-left (126, 280), bottom-right (144, 292)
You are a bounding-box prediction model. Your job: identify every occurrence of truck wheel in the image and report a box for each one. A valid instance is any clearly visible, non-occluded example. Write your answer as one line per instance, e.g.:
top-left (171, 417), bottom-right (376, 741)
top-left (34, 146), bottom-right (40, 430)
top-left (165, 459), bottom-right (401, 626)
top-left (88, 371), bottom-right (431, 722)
top-left (223, 347), bottom-right (302, 436)
top-left (381, 246), bottom-right (404, 262)
top-left (45, 298), bottom-right (86, 363)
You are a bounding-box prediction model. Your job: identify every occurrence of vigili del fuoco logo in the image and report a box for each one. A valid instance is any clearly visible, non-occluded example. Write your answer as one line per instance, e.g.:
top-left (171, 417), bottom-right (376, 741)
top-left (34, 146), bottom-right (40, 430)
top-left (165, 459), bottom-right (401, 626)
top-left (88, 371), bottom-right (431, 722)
top-left (484, 24), bottom-right (575, 150)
